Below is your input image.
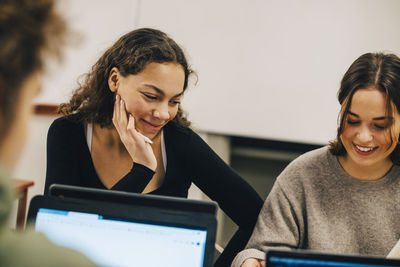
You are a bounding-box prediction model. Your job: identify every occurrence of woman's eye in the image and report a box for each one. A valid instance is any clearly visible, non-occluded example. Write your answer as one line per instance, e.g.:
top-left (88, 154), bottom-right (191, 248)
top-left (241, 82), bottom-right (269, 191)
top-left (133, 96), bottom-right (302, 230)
top-left (169, 100), bottom-right (181, 105)
top-left (347, 120), bottom-right (359, 125)
top-left (143, 94), bottom-right (157, 100)
top-left (374, 124), bottom-right (386, 130)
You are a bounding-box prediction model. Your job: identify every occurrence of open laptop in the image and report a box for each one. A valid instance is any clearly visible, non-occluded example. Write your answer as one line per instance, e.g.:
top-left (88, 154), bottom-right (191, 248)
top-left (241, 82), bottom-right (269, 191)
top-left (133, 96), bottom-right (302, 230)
top-left (27, 185), bottom-right (217, 267)
top-left (266, 249), bottom-right (400, 267)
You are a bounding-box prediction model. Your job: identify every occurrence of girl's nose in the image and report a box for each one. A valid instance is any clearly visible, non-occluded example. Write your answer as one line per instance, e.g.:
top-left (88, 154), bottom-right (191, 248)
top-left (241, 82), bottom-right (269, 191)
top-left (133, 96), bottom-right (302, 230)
top-left (357, 125), bottom-right (373, 143)
top-left (153, 104), bottom-right (170, 120)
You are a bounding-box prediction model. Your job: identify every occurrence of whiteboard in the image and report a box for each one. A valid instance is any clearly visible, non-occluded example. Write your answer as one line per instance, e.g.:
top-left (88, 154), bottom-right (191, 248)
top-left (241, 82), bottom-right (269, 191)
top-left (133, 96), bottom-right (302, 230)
top-left (136, 0), bottom-right (400, 145)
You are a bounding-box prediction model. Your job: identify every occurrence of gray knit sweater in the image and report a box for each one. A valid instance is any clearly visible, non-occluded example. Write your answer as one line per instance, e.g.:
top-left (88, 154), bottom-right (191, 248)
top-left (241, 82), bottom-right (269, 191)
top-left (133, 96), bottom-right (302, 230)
top-left (232, 146), bottom-right (400, 266)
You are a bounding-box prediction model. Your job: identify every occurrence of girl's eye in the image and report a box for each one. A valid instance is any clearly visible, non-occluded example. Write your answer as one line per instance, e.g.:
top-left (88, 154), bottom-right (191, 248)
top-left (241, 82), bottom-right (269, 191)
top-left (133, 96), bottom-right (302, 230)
top-left (374, 124), bottom-right (387, 130)
top-left (347, 120), bottom-right (360, 125)
top-left (169, 100), bottom-right (181, 105)
top-left (375, 119), bottom-right (392, 130)
top-left (143, 94), bottom-right (157, 100)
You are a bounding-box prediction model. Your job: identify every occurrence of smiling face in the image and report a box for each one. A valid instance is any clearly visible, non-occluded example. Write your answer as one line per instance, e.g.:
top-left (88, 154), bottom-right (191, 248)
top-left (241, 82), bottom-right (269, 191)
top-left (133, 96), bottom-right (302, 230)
top-left (339, 87), bottom-right (400, 178)
top-left (108, 62), bottom-right (185, 139)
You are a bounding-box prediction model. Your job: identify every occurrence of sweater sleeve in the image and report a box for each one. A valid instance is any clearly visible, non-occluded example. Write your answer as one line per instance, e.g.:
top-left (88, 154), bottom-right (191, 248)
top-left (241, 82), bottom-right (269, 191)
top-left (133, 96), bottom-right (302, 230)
top-left (110, 163), bottom-right (155, 193)
top-left (231, 173), bottom-right (303, 267)
top-left (181, 130), bottom-right (263, 267)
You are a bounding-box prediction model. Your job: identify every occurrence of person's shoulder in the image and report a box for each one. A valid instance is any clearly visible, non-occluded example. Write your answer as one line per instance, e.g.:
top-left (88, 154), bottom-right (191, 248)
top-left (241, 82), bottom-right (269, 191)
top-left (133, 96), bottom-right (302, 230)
top-left (49, 113), bottom-right (83, 130)
top-left (165, 120), bottom-right (191, 133)
top-left (277, 146), bottom-right (331, 185)
top-left (48, 113), bottom-right (84, 139)
top-left (164, 121), bottom-right (209, 152)
top-left (288, 146), bottom-right (330, 168)
top-left (164, 121), bottom-right (195, 140)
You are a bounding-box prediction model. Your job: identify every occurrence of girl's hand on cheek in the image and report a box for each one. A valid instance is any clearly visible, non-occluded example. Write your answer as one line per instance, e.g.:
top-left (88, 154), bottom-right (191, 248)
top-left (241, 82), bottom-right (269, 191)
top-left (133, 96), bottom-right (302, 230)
top-left (112, 94), bottom-right (157, 171)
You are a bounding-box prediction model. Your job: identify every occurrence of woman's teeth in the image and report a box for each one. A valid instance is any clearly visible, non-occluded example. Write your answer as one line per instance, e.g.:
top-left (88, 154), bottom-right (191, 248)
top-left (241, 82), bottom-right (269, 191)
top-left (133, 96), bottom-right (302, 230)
top-left (356, 145), bottom-right (374, 152)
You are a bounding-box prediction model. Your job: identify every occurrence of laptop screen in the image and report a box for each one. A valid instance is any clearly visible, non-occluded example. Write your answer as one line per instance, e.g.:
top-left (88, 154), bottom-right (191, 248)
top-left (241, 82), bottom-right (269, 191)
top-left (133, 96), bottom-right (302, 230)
top-left (266, 249), bottom-right (400, 267)
top-left (35, 207), bottom-right (207, 267)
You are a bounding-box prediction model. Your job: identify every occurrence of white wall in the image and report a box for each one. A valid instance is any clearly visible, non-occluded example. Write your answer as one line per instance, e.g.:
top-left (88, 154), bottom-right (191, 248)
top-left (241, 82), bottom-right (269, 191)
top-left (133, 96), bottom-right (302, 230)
top-left (35, 0), bottom-right (140, 104)
top-left (35, 0), bottom-right (400, 145)
top-left (136, 0), bottom-right (400, 144)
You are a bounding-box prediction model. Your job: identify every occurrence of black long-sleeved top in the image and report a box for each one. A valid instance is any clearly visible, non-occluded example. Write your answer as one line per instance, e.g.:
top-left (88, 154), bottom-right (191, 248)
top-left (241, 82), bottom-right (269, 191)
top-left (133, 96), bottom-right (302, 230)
top-left (45, 114), bottom-right (263, 266)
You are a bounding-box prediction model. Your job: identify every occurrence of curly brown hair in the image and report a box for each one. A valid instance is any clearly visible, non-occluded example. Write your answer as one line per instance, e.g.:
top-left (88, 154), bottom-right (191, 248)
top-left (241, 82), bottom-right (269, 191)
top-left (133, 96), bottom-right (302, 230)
top-left (329, 52), bottom-right (400, 164)
top-left (59, 28), bottom-right (195, 128)
top-left (0, 0), bottom-right (66, 141)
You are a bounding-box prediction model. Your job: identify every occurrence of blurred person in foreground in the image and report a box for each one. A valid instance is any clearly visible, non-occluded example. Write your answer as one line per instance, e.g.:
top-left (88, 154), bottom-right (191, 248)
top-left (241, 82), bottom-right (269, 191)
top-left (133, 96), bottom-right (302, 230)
top-left (0, 0), bottom-right (97, 266)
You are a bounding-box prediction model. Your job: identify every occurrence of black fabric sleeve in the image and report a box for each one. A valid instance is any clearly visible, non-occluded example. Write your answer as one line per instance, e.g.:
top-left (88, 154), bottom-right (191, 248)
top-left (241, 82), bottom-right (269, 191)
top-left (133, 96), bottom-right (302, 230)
top-left (45, 118), bottom-right (85, 195)
top-left (182, 131), bottom-right (263, 267)
top-left (110, 163), bottom-right (155, 192)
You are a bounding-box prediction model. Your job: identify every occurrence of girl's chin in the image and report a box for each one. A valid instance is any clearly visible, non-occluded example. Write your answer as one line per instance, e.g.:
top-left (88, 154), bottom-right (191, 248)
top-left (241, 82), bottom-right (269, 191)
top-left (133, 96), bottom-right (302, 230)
top-left (140, 130), bottom-right (160, 140)
top-left (140, 119), bottom-right (164, 132)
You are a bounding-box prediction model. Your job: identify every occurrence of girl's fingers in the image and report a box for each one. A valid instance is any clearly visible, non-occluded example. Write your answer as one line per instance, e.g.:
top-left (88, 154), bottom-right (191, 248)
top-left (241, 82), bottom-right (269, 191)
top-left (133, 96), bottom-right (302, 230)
top-left (113, 94), bottom-right (130, 139)
top-left (112, 95), bottom-right (119, 122)
top-left (113, 107), bottom-right (156, 170)
top-left (127, 115), bottom-right (150, 145)
top-left (127, 114), bottom-right (138, 138)
top-left (113, 95), bottom-right (122, 126)
top-left (119, 97), bottom-right (128, 125)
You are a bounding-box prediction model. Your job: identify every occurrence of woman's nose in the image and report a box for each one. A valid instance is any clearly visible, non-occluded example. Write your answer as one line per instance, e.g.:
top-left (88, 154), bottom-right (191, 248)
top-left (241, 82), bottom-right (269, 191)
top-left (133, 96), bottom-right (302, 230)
top-left (357, 125), bottom-right (373, 143)
top-left (153, 103), bottom-right (170, 120)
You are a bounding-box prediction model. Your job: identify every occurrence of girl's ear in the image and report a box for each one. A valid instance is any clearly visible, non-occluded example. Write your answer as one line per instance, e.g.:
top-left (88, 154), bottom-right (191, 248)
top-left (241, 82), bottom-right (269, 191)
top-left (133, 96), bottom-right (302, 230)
top-left (108, 67), bottom-right (120, 93)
